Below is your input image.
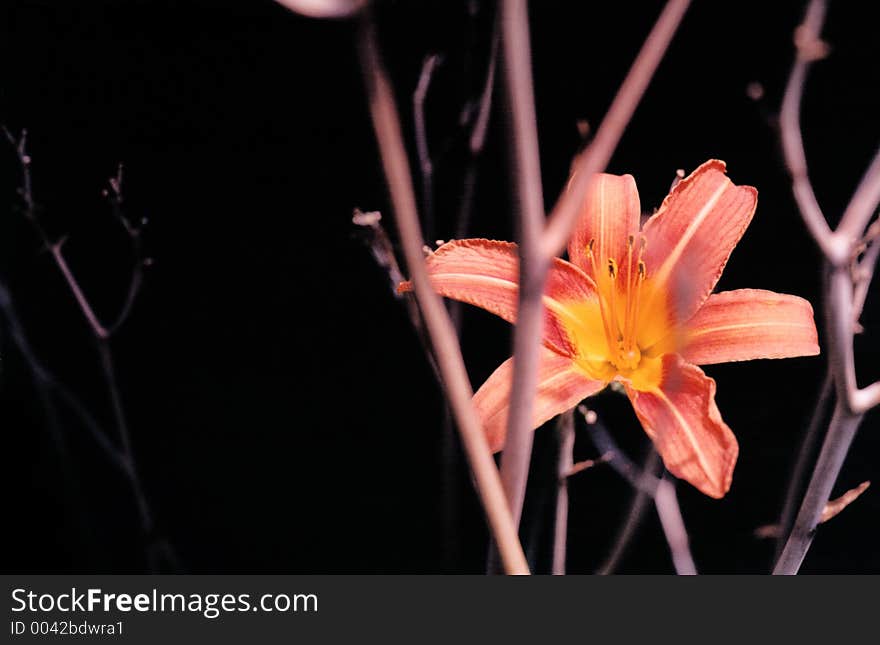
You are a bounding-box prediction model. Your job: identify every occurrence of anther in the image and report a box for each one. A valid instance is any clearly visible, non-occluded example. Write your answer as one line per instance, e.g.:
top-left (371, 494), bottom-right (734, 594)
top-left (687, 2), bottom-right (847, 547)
top-left (608, 258), bottom-right (617, 279)
top-left (587, 238), bottom-right (595, 255)
top-left (638, 261), bottom-right (646, 279)
top-left (627, 234), bottom-right (634, 248)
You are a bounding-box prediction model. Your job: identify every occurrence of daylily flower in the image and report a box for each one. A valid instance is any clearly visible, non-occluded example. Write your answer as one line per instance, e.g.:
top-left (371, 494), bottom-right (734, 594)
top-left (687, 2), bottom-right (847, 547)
top-left (401, 160), bottom-right (819, 498)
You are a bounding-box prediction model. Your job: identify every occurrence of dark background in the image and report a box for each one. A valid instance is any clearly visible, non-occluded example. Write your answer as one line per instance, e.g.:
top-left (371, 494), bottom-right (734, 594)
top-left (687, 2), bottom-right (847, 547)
top-left (1, 0), bottom-right (878, 573)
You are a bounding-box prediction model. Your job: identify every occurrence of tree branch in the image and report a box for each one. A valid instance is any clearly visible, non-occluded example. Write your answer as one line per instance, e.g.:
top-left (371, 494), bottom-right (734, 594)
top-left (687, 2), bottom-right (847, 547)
top-left (413, 54), bottom-right (442, 239)
top-left (552, 409), bottom-right (575, 575)
top-left (541, 0), bottom-right (691, 259)
top-left (497, 0), bottom-right (548, 534)
top-left (581, 406), bottom-right (697, 575)
top-left (355, 10), bottom-right (529, 574)
top-left (774, 0), bottom-right (880, 573)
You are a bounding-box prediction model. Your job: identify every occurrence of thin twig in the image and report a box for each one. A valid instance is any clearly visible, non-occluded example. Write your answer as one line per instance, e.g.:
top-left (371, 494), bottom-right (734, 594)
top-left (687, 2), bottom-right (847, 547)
top-left (566, 453), bottom-right (611, 478)
top-left (820, 480), bottom-right (870, 524)
top-left (413, 54), bottom-right (442, 239)
top-left (852, 220), bottom-right (880, 328)
top-left (356, 10), bottom-right (529, 574)
top-left (352, 209), bottom-right (442, 382)
top-left (541, 0), bottom-right (691, 259)
top-left (446, 19), bottom-right (500, 569)
top-left (3, 127), bottom-right (174, 571)
top-left (581, 406), bottom-right (697, 575)
top-left (596, 450), bottom-right (659, 575)
top-left (838, 145), bottom-right (880, 243)
top-left (552, 409), bottom-right (575, 575)
top-left (0, 282), bottom-right (128, 470)
top-left (454, 17), bottom-right (499, 243)
top-left (103, 165), bottom-right (148, 336)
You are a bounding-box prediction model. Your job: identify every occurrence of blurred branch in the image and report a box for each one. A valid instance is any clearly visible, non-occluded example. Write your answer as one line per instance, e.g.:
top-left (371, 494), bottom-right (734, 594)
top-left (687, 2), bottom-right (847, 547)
top-left (852, 220), bottom-right (880, 327)
top-left (413, 54), bottom-right (442, 239)
top-left (2, 126), bottom-right (174, 572)
top-left (352, 209), bottom-right (441, 382)
top-left (774, 0), bottom-right (880, 574)
top-left (580, 405), bottom-right (697, 575)
top-left (103, 164), bottom-right (149, 337)
top-left (552, 409), bottom-right (575, 575)
top-left (355, 10), bottom-right (529, 574)
top-left (541, 0), bottom-right (691, 259)
top-left (497, 0), bottom-right (549, 537)
top-left (455, 16), bottom-right (499, 243)
top-left (0, 281), bottom-right (127, 470)
top-left (273, 0), bottom-right (365, 19)
top-left (596, 449), bottom-right (658, 575)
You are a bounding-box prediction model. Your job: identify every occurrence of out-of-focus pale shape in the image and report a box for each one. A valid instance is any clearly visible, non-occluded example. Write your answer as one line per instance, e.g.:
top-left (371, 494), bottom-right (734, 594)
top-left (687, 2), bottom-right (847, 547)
top-left (273, 0), bottom-right (366, 19)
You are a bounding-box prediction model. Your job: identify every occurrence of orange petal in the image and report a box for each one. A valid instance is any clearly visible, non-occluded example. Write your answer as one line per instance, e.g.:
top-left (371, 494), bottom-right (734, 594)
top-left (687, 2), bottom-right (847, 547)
top-left (681, 289), bottom-right (820, 365)
top-left (568, 173), bottom-right (641, 282)
top-left (625, 354), bottom-right (738, 498)
top-left (474, 347), bottom-right (606, 452)
top-left (640, 160), bottom-right (757, 344)
top-left (398, 239), bottom-right (597, 356)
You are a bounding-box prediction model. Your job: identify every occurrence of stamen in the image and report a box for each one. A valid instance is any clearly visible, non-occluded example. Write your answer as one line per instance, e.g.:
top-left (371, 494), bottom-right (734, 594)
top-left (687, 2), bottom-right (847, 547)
top-left (606, 258), bottom-right (623, 343)
top-left (586, 238), bottom-right (619, 358)
top-left (624, 233), bottom-right (636, 345)
top-left (623, 237), bottom-right (647, 353)
top-left (628, 260), bottom-right (646, 346)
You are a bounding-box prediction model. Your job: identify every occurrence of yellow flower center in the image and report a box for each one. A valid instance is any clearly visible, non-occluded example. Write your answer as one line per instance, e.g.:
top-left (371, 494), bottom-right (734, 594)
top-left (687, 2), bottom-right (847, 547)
top-left (564, 236), bottom-right (669, 392)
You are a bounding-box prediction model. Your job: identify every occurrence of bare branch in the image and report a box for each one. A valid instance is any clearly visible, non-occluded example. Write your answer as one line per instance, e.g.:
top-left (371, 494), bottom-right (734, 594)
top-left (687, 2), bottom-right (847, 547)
top-left (542, 0), bottom-right (691, 259)
top-left (355, 10), bottom-right (529, 574)
top-left (596, 450), bottom-right (658, 575)
top-left (2, 126), bottom-right (173, 571)
top-left (778, 0), bottom-right (846, 264)
top-left (774, 368), bottom-right (833, 560)
top-left (552, 409), bottom-right (575, 575)
top-left (103, 164), bottom-right (149, 337)
top-left (353, 209), bottom-right (442, 383)
top-left (454, 19), bottom-right (499, 243)
top-left (853, 220), bottom-right (880, 324)
top-left (774, 0), bottom-right (880, 574)
top-left (565, 453), bottom-right (611, 478)
top-left (820, 481), bottom-right (870, 524)
top-left (0, 281), bottom-right (127, 471)
top-left (580, 406), bottom-right (697, 575)
top-left (774, 402), bottom-right (862, 573)
top-left (497, 0), bottom-right (549, 533)
top-left (413, 54), bottom-right (442, 238)
top-left (838, 145), bottom-right (880, 243)
top-left (654, 476), bottom-right (697, 576)
top-left (3, 132), bottom-right (146, 340)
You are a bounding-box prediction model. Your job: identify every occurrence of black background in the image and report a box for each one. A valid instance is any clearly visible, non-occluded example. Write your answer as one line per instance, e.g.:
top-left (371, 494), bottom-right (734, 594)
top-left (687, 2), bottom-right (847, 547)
top-left (1, 0), bottom-right (878, 574)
